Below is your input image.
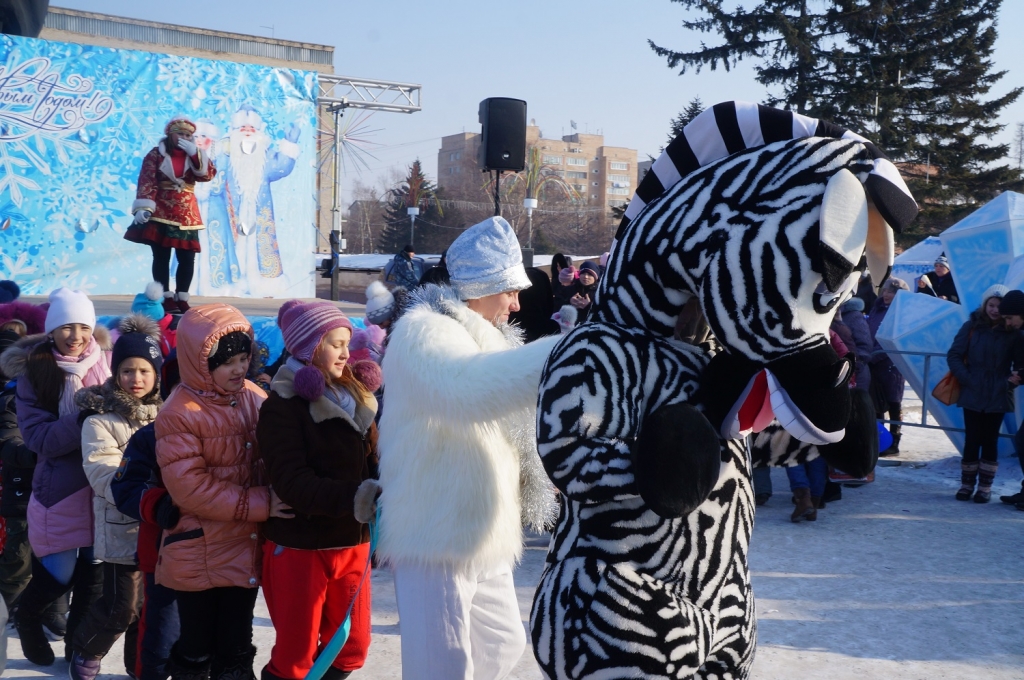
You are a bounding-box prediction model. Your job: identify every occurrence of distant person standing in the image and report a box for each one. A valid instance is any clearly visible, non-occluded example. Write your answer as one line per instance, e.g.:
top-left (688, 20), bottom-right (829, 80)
top-left (917, 255), bottom-right (959, 303)
top-left (867, 277), bottom-right (910, 457)
top-left (387, 245), bottom-right (419, 289)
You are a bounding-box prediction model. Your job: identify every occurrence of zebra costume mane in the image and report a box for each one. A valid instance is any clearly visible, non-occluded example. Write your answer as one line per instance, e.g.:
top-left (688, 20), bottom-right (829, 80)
top-left (530, 102), bottom-right (915, 679)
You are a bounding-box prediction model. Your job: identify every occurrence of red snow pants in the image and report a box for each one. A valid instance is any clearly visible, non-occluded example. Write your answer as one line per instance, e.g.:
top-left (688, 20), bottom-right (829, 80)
top-left (261, 540), bottom-right (371, 678)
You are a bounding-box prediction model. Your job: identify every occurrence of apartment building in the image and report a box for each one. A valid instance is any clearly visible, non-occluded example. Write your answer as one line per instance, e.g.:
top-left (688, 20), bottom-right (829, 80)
top-left (437, 126), bottom-right (638, 214)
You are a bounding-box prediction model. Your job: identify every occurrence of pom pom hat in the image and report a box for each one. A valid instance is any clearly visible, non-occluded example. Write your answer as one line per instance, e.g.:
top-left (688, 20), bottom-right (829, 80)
top-left (112, 313), bottom-right (163, 374)
top-left (364, 281), bottom-right (397, 325)
top-left (280, 302), bottom-right (354, 363)
top-left (446, 216), bottom-right (531, 300)
top-left (131, 282), bottom-right (167, 322)
top-left (980, 284), bottom-right (1009, 305)
top-left (44, 288), bottom-right (96, 334)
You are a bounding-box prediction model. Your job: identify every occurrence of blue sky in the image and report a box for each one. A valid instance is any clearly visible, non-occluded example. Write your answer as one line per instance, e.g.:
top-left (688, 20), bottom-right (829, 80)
top-left (58, 0), bottom-right (1024, 195)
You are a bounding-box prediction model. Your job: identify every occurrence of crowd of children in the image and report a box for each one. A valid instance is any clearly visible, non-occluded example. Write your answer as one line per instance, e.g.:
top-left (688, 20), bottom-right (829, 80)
top-left (0, 281), bottom-right (383, 680)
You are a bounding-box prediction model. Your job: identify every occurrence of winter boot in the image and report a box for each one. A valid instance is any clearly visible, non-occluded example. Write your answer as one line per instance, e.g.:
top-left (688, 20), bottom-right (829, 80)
top-left (175, 292), bottom-right (191, 313)
top-left (999, 482), bottom-right (1024, 505)
top-left (975, 460), bottom-right (998, 503)
top-left (791, 488), bottom-right (816, 522)
top-left (70, 652), bottom-right (103, 680)
top-left (64, 558), bottom-right (104, 662)
top-left (162, 291), bottom-right (179, 315)
top-left (821, 480), bottom-right (842, 504)
top-left (168, 647), bottom-right (212, 680)
top-left (41, 593), bottom-right (69, 640)
top-left (14, 556), bottom-right (71, 666)
top-left (812, 495), bottom-right (825, 510)
top-left (214, 645), bottom-right (257, 680)
top-left (957, 461), bottom-right (979, 501)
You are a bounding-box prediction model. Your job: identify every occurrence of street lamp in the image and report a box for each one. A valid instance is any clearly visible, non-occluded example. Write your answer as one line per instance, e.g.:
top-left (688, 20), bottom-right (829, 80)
top-left (407, 206), bottom-right (419, 247)
top-left (523, 197), bottom-right (538, 249)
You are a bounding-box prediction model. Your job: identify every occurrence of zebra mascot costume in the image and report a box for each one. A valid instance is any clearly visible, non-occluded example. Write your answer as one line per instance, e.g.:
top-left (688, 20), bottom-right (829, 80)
top-left (529, 101), bottom-right (918, 679)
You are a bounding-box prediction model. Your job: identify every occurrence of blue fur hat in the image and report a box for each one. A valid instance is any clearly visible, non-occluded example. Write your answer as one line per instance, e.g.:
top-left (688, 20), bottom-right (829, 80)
top-left (0, 280), bottom-right (20, 304)
top-left (446, 217), bottom-right (531, 300)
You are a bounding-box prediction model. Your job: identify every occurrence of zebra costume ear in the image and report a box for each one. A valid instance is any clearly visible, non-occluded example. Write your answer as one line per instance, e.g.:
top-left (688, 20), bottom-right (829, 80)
top-left (818, 169), bottom-right (869, 292)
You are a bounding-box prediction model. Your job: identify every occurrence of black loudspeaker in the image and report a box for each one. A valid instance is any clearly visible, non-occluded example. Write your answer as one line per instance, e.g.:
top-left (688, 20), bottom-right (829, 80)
top-left (479, 97), bottom-right (527, 172)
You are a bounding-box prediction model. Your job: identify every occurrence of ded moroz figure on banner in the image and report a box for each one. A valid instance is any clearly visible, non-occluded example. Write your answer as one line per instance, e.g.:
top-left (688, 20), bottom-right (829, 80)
top-left (202, 104), bottom-right (302, 297)
top-left (125, 116), bottom-right (217, 314)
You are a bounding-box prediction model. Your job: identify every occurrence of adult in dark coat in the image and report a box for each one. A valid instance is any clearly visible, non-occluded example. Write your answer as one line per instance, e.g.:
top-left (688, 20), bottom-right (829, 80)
top-left (996, 291), bottom-right (1024, 507)
top-left (0, 330), bottom-right (34, 606)
top-left (947, 285), bottom-right (1019, 503)
top-left (867, 277), bottom-right (909, 456)
top-left (917, 255), bottom-right (959, 304)
top-left (509, 268), bottom-right (561, 343)
top-left (841, 296), bottom-right (873, 393)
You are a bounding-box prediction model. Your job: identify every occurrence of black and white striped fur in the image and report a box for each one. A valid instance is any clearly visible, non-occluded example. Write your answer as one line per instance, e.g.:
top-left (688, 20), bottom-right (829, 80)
top-left (750, 422), bottom-right (819, 469)
top-left (531, 135), bottom-right (884, 678)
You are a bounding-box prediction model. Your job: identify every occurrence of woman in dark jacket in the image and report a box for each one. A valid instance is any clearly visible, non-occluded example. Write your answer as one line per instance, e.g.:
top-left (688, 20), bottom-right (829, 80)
top-left (841, 296), bottom-right (873, 393)
top-left (947, 285), bottom-right (1019, 503)
top-left (257, 302), bottom-right (379, 680)
top-left (551, 254), bottom-right (577, 308)
top-left (867, 277), bottom-right (909, 456)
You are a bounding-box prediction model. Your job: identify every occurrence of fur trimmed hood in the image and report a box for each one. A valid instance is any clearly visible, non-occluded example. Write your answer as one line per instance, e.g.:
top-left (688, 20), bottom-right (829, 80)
top-left (270, 362), bottom-right (376, 434)
top-left (0, 326), bottom-right (111, 380)
top-left (404, 283), bottom-right (525, 348)
top-left (75, 377), bottom-right (161, 424)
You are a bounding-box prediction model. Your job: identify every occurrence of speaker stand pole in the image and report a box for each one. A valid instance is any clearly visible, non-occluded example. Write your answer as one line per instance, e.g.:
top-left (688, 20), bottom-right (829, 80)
top-left (493, 170), bottom-right (502, 216)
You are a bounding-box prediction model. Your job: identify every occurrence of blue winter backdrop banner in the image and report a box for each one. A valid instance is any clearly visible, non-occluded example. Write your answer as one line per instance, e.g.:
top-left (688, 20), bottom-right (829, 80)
top-left (0, 34), bottom-right (318, 298)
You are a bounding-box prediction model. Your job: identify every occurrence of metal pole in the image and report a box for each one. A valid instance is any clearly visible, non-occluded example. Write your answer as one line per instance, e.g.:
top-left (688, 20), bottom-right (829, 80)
top-left (921, 354), bottom-right (931, 426)
top-left (329, 104), bottom-right (345, 302)
top-left (493, 170), bottom-right (502, 216)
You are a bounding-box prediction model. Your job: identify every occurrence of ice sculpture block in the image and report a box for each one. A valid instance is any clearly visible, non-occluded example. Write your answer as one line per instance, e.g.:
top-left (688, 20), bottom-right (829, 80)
top-left (939, 191), bottom-right (1024, 311)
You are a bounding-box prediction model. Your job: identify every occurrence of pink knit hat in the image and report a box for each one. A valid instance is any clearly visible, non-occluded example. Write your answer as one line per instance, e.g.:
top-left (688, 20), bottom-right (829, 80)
top-left (280, 302), bottom-right (353, 362)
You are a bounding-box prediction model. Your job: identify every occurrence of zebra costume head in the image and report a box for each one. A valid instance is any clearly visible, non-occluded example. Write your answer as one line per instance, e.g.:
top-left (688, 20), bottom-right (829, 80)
top-left (598, 101), bottom-right (918, 446)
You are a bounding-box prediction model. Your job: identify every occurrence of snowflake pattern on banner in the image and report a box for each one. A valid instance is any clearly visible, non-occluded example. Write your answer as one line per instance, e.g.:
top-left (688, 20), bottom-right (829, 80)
top-left (0, 34), bottom-right (318, 297)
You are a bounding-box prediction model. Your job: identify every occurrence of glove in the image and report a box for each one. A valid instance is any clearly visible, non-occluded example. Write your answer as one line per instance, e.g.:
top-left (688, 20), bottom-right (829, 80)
top-left (153, 493), bottom-right (180, 529)
top-left (285, 122), bottom-right (301, 143)
top-left (133, 210), bottom-right (152, 225)
top-left (353, 478), bottom-right (382, 524)
top-left (558, 266), bottom-right (577, 286)
top-left (176, 137), bottom-right (198, 156)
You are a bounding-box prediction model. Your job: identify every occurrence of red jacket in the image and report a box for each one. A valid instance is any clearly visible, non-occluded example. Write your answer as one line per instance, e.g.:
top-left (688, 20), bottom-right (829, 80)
top-left (132, 142), bottom-right (216, 229)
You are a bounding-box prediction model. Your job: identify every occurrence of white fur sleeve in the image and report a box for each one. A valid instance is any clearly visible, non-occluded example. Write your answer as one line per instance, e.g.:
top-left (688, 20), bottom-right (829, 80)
top-left (383, 314), bottom-right (559, 424)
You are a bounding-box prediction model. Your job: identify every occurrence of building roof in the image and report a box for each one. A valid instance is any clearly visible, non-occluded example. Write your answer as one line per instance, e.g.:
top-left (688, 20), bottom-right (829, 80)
top-left (44, 6), bottom-right (334, 68)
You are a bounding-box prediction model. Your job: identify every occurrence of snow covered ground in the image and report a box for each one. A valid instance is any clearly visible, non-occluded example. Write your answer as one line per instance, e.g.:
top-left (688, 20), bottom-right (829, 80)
top-left (5, 389), bottom-right (1023, 679)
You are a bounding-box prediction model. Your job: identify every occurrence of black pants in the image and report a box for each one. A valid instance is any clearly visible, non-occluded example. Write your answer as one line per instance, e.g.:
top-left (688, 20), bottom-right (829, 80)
top-left (174, 586), bottom-right (257, 665)
top-left (150, 245), bottom-right (196, 293)
top-left (0, 518), bottom-right (32, 606)
top-left (1015, 425), bottom-right (1024, 490)
top-left (140, 572), bottom-right (179, 680)
top-left (72, 563), bottom-right (143, 667)
top-left (962, 409), bottom-right (1004, 464)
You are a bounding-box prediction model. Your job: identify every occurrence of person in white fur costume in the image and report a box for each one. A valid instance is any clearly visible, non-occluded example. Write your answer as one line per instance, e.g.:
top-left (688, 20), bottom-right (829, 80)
top-left (369, 216), bottom-right (560, 680)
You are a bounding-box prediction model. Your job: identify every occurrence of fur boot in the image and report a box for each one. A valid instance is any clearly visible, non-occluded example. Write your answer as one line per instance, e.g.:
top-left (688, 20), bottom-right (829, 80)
top-left (957, 461), bottom-right (979, 501)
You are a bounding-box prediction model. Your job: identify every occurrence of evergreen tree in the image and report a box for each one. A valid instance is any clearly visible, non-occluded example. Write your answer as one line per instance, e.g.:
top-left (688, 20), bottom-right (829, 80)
top-left (667, 96), bottom-right (706, 145)
top-left (649, 1), bottom-right (838, 114)
top-left (378, 160), bottom-right (462, 254)
top-left (833, 0), bottom-right (1022, 237)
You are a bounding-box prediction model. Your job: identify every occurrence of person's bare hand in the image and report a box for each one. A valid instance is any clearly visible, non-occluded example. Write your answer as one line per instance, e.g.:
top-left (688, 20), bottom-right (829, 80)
top-left (1009, 372), bottom-right (1021, 386)
top-left (269, 488), bottom-right (294, 519)
top-left (918, 278), bottom-right (926, 289)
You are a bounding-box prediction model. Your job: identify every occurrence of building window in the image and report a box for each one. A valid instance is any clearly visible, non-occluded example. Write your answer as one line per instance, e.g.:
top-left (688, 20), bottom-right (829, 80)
top-left (610, 161), bottom-right (629, 171)
top-left (449, 151), bottom-right (461, 161)
top-left (571, 184), bottom-right (587, 193)
top-left (593, 169), bottom-right (599, 174)
top-left (569, 147), bottom-right (582, 153)
top-left (609, 187), bottom-right (631, 196)
top-left (592, 182), bottom-right (599, 186)
top-left (608, 200), bottom-right (628, 208)
top-left (542, 154), bottom-right (562, 165)
top-left (566, 157), bottom-right (588, 166)
top-left (566, 171), bottom-right (587, 179)
top-left (609, 174), bottom-right (631, 183)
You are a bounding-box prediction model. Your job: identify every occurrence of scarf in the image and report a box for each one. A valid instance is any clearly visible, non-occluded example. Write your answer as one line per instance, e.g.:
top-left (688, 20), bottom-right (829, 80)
top-left (53, 336), bottom-right (111, 417)
top-left (286, 357), bottom-right (356, 418)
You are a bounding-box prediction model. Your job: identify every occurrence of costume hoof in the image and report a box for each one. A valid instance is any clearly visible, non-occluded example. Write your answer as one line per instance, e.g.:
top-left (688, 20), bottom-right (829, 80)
top-left (633, 402), bottom-right (721, 518)
top-left (819, 387), bottom-right (877, 478)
